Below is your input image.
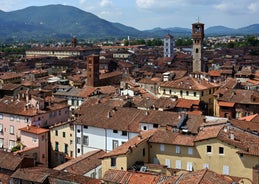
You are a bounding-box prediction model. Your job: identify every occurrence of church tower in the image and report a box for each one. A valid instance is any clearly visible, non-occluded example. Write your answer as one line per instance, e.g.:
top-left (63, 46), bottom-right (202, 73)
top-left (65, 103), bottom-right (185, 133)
top-left (192, 22), bottom-right (204, 72)
top-left (164, 34), bottom-right (174, 58)
top-left (87, 55), bottom-right (99, 87)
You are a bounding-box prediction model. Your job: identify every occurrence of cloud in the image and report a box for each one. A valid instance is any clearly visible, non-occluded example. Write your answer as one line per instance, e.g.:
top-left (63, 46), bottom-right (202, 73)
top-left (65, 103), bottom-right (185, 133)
top-left (214, 0), bottom-right (259, 14)
top-left (100, 0), bottom-right (112, 7)
top-left (248, 2), bottom-right (259, 13)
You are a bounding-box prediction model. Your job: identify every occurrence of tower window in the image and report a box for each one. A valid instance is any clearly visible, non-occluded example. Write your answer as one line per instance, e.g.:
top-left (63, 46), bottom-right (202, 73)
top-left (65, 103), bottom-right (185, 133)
top-left (196, 48), bottom-right (199, 53)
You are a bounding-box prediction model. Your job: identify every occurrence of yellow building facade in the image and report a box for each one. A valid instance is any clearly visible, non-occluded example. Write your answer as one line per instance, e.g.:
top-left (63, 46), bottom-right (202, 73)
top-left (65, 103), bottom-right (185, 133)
top-left (101, 128), bottom-right (259, 184)
top-left (49, 121), bottom-right (75, 168)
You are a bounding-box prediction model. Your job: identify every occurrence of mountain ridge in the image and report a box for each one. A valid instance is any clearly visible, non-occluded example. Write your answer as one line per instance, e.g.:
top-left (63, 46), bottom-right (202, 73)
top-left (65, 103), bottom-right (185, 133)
top-left (0, 4), bottom-right (258, 42)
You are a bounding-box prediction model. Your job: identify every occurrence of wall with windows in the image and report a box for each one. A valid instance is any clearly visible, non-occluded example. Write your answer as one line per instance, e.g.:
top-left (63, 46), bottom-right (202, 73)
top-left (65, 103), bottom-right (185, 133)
top-left (195, 138), bottom-right (258, 181)
top-left (149, 138), bottom-right (258, 181)
top-left (157, 86), bottom-right (218, 115)
top-left (101, 141), bottom-right (149, 177)
top-left (75, 124), bottom-right (138, 157)
top-left (49, 122), bottom-right (74, 168)
top-left (0, 113), bottom-right (32, 151)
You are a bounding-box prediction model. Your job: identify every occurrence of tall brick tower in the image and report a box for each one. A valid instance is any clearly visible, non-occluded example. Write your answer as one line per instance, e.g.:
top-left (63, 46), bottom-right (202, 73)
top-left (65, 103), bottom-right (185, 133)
top-left (71, 37), bottom-right (77, 48)
top-left (87, 55), bottom-right (99, 87)
top-left (192, 22), bottom-right (204, 72)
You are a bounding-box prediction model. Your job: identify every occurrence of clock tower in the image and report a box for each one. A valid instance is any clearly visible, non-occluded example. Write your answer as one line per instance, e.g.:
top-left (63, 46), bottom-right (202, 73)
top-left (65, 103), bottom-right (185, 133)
top-left (192, 22), bottom-right (204, 72)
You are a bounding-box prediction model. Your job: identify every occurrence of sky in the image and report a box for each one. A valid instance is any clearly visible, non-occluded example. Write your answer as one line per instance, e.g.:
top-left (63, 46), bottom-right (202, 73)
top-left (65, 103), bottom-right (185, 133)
top-left (1, 0), bottom-right (259, 30)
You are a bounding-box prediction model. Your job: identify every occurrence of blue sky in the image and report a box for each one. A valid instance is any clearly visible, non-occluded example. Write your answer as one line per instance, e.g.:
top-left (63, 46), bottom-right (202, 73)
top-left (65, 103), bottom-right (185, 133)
top-left (1, 0), bottom-right (259, 30)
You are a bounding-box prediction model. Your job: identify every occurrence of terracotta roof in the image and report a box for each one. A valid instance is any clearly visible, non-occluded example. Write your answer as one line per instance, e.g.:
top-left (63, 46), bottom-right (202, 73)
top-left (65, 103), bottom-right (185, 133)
top-left (0, 83), bottom-right (22, 90)
top-left (194, 125), bottom-right (223, 142)
top-left (54, 149), bottom-right (105, 175)
top-left (208, 70), bottom-right (221, 77)
top-left (238, 114), bottom-right (258, 122)
top-left (176, 99), bottom-right (200, 109)
top-left (103, 169), bottom-right (165, 184)
top-left (149, 129), bottom-right (195, 146)
top-left (230, 119), bottom-right (259, 135)
top-left (11, 167), bottom-right (101, 184)
top-left (19, 126), bottom-right (49, 135)
top-left (0, 151), bottom-right (25, 171)
top-left (169, 169), bottom-right (234, 184)
top-left (160, 76), bottom-right (219, 90)
top-left (218, 101), bottom-right (235, 107)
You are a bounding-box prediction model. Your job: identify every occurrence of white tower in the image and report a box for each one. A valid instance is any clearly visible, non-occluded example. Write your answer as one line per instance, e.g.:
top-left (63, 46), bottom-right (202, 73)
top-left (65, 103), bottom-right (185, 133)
top-left (164, 34), bottom-right (174, 58)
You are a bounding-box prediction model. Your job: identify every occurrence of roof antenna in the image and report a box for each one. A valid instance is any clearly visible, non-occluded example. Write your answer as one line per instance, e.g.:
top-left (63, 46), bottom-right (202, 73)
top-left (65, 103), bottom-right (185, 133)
top-left (197, 17), bottom-right (200, 23)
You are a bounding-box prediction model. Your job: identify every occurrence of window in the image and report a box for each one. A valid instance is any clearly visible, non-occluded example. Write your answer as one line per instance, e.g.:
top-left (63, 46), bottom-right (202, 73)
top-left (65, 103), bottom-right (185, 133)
top-left (9, 140), bottom-right (15, 149)
top-left (83, 136), bottom-right (89, 146)
top-left (84, 125), bottom-right (88, 129)
top-left (42, 135), bottom-right (45, 141)
top-left (219, 147), bottom-right (224, 155)
top-left (112, 140), bottom-right (119, 149)
top-left (90, 172), bottom-right (96, 178)
top-left (0, 124), bottom-right (3, 132)
top-left (194, 92), bottom-right (197, 97)
top-left (10, 115), bottom-right (14, 121)
top-left (201, 91), bottom-right (204, 96)
top-left (111, 157), bottom-right (116, 167)
top-left (188, 147), bottom-right (193, 155)
top-left (180, 90), bottom-right (183, 96)
top-left (203, 163), bottom-right (209, 169)
top-left (206, 145), bottom-right (212, 154)
top-left (55, 142), bottom-right (59, 151)
top-left (187, 162), bottom-right (193, 171)
top-left (55, 130), bottom-right (58, 136)
top-left (59, 110), bottom-right (61, 116)
top-left (223, 165), bottom-right (229, 175)
top-left (16, 116), bottom-right (20, 122)
top-left (76, 137), bottom-right (81, 144)
top-left (176, 146), bottom-right (180, 154)
top-left (122, 131), bottom-right (127, 136)
top-left (113, 130), bottom-right (118, 133)
top-left (153, 124), bottom-right (158, 128)
top-left (77, 148), bottom-right (80, 153)
top-left (0, 114), bottom-right (2, 119)
top-left (77, 129), bottom-right (81, 133)
top-left (196, 48), bottom-right (199, 53)
top-left (186, 91), bottom-right (189, 96)
top-left (175, 160), bottom-right (181, 169)
top-left (143, 148), bottom-right (145, 156)
top-left (143, 126), bottom-right (147, 130)
top-left (10, 125), bottom-right (14, 135)
top-left (62, 132), bottom-right (66, 138)
top-left (64, 144), bottom-right (68, 154)
top-left (160, 144), bottom-right (165, 152)
top-left (165, 159), bottom-right (171, 168)
top-left (0, 138), bottom-right (3, 148)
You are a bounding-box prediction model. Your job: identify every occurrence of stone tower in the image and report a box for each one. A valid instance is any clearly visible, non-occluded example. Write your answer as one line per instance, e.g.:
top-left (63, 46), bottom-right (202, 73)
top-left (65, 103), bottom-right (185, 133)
top-left (87, 55), bottom-right (99, 87)
top-left (164, 34), bottom-right (174, 58)
top-left (71, 37), bottom-right (77, 48)
top-left (192, 22), bottom-right (204, 72)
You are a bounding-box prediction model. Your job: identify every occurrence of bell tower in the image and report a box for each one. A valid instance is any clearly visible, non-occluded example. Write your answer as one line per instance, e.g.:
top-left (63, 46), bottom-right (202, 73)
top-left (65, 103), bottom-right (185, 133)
top-left (192, 21), bottom-right (204, 72)
top-left (87, 55), bottom-right (99, 87)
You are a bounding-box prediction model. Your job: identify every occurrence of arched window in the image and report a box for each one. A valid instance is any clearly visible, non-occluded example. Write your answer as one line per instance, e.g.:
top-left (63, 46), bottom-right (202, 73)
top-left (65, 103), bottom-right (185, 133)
top-left (196, 48), bottom-right (199, 53)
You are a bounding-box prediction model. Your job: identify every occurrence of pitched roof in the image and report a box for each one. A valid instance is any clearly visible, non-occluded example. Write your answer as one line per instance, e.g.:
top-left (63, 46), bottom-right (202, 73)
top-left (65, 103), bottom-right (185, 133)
top-left (101, 130), bottom-right (156, 158)
top-left (0, 151), bottom-right (24, 171)
top-left (20, 125), bottom-right (49, 135)
top-left (54, 149), bottom-right (105, 175)
top-left (149, 129), bottom-right (195, 146)
top-left (160, 76), bottom-right (219, 90)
